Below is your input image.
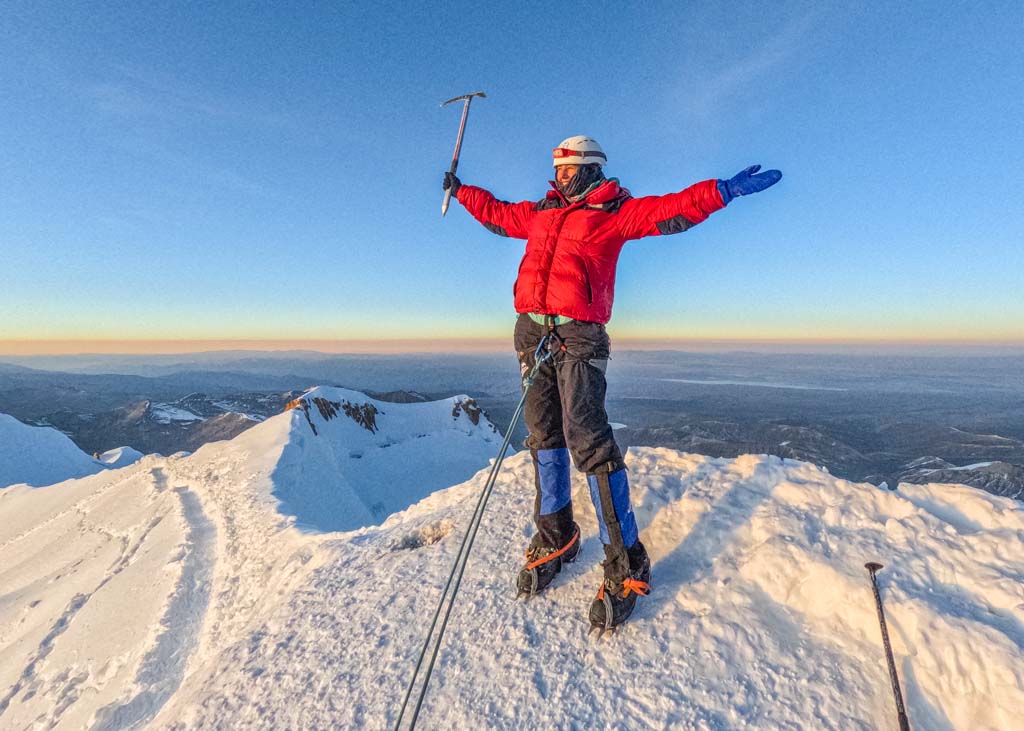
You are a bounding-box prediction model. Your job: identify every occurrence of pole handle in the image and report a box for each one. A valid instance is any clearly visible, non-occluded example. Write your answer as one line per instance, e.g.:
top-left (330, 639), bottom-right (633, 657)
top-left (441, 188), bottom-right (452, 217)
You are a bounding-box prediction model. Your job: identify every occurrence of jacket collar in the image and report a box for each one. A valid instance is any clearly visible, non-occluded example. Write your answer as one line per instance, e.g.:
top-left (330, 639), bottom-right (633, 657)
top-left (545, 178), bottom-right (624, 206)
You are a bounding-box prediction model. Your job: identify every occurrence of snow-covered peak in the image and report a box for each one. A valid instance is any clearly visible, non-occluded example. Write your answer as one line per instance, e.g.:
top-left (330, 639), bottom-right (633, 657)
top-left (202, 386), bottom-right (502, 532)
top-left (284, 385), bottom-right (494, 436)
top-left (0, 412), bottom-right (105, 487)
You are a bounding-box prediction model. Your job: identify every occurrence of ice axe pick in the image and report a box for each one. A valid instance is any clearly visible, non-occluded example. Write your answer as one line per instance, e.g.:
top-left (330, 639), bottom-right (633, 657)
top-left (440, 91), bottom-right (485, 216)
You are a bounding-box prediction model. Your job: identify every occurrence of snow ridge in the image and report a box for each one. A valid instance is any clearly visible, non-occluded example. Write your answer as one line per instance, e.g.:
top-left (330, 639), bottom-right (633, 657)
top-left (1, 394), bottom-right (1022, 730)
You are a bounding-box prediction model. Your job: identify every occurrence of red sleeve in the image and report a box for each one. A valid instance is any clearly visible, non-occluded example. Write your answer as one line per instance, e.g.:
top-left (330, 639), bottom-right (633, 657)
top-left (615, 179), bottom-right (726, 240)
top-left (456, 185), bottom-right (537, 239)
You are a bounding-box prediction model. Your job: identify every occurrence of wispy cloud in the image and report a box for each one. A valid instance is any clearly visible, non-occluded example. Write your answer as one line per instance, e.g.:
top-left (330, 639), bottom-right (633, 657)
top-left (73, 65), bottom-right (303, 202)
top-left (78, 65), bottom-right (299, 131)
top-left (674, 10), bottom-right (824, 122)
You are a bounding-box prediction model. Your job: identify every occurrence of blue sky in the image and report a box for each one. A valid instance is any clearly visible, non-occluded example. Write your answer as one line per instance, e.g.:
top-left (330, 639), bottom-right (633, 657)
top-left (1, 1), bottom-right (1022, 350)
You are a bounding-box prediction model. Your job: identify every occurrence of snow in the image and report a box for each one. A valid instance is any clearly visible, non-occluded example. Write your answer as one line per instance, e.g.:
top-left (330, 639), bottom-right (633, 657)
top-left (949, 427), bottom-right (1015, 442)
top-left (98, 446), bottom-right (146, 469)
top-left (941, 461), bottom-right (994, 471)
top-left (150, 405), bottom-right (203, 424)
top-left (211, 400), bottom-right (262, 421)
top-left (0, 413), bottom-right (105, 487)
top-left (913, 460), bottom-right (998, 476)
top-left (0, 392), bottom-right (1022, 730)
top-left (269, 386), bottom-right (503, 531)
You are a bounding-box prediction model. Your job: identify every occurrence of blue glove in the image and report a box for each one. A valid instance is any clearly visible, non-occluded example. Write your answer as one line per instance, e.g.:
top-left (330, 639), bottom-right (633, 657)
top-left (717, 165), bottom-right (782, 205)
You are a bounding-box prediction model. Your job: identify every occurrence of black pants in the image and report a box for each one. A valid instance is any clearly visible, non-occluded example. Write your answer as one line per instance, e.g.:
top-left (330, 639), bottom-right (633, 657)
top-left (514, 314), bottom-right (623, 468)
top-left (514, 314), bottom-right (636, 579)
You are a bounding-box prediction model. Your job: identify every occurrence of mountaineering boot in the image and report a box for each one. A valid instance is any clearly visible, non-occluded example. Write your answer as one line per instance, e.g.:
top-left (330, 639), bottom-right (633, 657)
top-left (516, 522), bottom-right (581, 597)
top-left (589, 540), bottom-right (651, 632)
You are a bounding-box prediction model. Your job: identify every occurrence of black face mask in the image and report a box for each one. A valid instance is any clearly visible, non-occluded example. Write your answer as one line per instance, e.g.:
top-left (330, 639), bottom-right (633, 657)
top-left (557, 164), bottom-right (606, 199)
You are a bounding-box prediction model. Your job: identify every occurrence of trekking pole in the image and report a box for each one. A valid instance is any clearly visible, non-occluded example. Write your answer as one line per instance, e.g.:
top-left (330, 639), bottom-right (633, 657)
top-left (865, 562), bottom-right (911, 731)
top-left (440, 91), bottom-right (485, 216)
top-left (394, 335), bottom-right (553, 730)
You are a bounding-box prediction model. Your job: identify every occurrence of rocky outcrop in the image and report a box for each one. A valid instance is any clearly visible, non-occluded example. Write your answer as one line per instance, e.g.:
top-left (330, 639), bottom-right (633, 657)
top-left (286, 395), bottom-right (381, 435)
top-left (452, 398), bottom-right (482, 426)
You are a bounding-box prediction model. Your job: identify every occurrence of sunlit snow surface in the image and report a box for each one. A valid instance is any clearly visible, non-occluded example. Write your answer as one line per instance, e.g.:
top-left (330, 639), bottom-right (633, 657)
top-left (0, 413), bottom-right (104, 487)
top-left (0, 395), bottom-right (1022, 730)
top-left (97, 446), bottom-right (145, 469)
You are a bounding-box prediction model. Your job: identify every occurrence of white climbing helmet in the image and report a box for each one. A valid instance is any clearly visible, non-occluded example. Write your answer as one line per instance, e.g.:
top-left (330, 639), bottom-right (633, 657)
top-left (552, 135), bottom-right (607, 167)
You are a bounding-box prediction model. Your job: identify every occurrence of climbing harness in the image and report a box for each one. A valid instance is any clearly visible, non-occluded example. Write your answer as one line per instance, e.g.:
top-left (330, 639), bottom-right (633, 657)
top-left (394, 330), bottom-right (560, 730)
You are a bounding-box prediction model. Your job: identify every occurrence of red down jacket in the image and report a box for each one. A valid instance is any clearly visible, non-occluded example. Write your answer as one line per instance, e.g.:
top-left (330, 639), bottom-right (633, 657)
top-left (456, 178), bottom-right (725, 323)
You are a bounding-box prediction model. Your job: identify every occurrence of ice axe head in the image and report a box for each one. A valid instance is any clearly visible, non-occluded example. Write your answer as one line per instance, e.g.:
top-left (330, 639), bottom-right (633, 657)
top-left (440, 91), bottom-right (486, 107)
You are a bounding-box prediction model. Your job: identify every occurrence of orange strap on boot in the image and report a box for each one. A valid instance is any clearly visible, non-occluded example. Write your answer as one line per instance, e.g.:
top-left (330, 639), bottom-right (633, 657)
top-left (597, 577), bottom-right (650, 601)
top-left (525, 526), bottom-right (580, 570)
top-left (621, 578), bottom-right (650, 597)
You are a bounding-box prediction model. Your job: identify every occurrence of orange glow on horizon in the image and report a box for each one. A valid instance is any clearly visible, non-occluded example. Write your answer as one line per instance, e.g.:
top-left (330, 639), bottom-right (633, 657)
top-left (1, 337), bottom-right (1023, 356)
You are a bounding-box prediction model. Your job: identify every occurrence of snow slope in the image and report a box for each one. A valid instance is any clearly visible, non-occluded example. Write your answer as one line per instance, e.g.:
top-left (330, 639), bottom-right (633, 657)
top-left (0, 413), bottom-right (105, 487)
top-left (1, 395), bottom-right (1022, 730)
top-left (97, 447), bottom-right (145, 469)
top-left (272, 386), bottom-right (502, 531)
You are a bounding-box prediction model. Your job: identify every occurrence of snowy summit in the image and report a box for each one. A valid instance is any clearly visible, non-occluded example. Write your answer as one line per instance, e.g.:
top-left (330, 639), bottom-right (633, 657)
top-left (0, 390), bottom-right (1022, 729)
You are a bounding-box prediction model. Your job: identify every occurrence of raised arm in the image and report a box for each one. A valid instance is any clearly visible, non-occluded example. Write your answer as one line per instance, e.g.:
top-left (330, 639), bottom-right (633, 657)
top-left (615, 165), bottom-right (782, 240)
top-left (445, 173), bottom-right (537, 239)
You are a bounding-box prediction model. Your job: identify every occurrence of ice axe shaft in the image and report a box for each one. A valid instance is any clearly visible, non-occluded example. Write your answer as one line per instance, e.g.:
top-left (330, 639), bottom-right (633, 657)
top-left (865, 562), bottom-right (911, 731)
top-left (440, 91), bottom-right (485, 216)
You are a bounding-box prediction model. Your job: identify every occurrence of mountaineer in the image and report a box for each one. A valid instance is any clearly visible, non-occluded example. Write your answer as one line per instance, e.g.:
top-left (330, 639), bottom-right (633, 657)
top-left (444, 136), bottom-right (781, 631)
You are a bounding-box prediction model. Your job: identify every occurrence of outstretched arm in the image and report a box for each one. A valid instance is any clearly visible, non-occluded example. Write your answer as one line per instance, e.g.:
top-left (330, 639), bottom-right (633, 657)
top-left (615, 179), bottom-right (727, 239)
top-left (616, 165), bottom-right (782, 240)
top-left (443, 173), bottom-right (536, 239)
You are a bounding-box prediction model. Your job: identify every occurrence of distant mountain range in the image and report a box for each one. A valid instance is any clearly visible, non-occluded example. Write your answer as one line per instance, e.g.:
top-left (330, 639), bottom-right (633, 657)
top-left (894, 457), bottom-right (1024, 500)
top-left (3, 355), bottom-right (1023, 502)
top-left (615, 419), bottom-right (1024, 502)
top-left (0, 361), bottom-right (440, 457)
top-left (34, 393), bottom-right (299, 456)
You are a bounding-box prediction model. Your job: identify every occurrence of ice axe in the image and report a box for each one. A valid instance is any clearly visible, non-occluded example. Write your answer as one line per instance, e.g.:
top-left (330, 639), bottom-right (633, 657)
top-left (440, 91), bottom-right (485, 216)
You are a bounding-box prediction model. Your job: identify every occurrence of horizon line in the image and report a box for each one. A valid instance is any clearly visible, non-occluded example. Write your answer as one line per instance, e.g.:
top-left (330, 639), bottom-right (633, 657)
top-left (2, 337), bottom-right (1024, 356)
